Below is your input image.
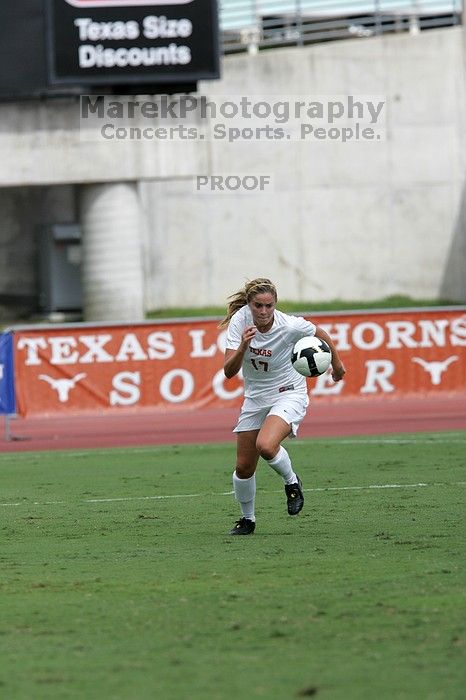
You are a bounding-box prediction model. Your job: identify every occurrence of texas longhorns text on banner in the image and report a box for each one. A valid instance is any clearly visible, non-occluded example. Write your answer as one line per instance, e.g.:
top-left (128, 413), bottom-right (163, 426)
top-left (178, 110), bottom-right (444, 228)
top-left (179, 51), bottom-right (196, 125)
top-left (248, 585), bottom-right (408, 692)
top-left (12, 309), bottom-right (466, 416)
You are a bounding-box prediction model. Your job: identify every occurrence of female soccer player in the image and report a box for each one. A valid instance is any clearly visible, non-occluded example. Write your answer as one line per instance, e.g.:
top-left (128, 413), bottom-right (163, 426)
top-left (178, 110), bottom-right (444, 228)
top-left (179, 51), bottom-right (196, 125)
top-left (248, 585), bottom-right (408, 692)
top-left (220, 278), bottom-right (346, 535)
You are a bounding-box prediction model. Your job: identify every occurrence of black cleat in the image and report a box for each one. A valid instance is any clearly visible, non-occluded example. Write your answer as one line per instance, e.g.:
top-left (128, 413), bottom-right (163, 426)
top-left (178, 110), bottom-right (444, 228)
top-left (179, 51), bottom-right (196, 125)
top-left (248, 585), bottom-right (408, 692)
top-left (229, 518), bottom-right (256, 535)
top-left (285, 476), bottom-right (304, 515)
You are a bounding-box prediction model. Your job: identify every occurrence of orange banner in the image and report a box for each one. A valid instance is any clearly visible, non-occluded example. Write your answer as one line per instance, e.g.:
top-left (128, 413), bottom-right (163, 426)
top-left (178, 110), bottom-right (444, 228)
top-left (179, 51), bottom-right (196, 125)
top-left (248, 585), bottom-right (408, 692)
top-left (12, 308), bottom-right (466, 416)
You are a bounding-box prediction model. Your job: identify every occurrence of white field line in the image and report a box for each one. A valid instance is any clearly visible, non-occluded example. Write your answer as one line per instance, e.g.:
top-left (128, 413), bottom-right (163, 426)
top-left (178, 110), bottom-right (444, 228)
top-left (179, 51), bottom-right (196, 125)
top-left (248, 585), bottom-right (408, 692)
top-left (1, 481), bottom-right (465, 508)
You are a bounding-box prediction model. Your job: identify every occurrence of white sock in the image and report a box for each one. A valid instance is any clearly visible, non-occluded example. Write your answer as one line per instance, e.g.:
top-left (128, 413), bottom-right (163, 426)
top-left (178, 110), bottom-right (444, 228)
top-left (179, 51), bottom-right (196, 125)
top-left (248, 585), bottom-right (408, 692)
top-left (267, 445), bottom-right (297, 485)
top-left (232, 472), bottom-right (256, 521)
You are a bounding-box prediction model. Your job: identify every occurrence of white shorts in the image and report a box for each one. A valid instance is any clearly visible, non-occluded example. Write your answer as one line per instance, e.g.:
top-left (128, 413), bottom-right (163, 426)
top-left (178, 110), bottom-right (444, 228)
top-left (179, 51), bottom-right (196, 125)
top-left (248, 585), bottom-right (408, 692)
top-left (233, 393), bottom-right (309, 438)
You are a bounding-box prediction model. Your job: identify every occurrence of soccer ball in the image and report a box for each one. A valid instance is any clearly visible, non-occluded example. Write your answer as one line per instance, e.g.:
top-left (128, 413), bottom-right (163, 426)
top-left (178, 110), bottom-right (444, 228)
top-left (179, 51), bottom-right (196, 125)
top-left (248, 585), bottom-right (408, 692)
top-left (291, 336), bottom-right (332, 377)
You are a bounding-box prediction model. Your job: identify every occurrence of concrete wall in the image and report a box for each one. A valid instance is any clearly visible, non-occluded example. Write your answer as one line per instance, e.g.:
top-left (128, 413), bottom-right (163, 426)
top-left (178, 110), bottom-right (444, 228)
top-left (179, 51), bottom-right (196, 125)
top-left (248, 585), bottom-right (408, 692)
top-left (439, 17), bottom-right (466, 303)
top-left (0, 26), bottom-right (465, 319)
top-left (0, 99), bottom-right (209, 186)
top-left (141, 27), bottom-right (466, 308)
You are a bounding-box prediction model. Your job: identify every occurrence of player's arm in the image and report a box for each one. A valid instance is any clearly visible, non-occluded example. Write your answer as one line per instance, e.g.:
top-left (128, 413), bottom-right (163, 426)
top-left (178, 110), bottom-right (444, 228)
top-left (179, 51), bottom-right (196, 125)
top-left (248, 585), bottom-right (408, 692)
top-left (224, 325), bottom-right (257, 378)
top-left (315, 326), bottom-right (346, 382)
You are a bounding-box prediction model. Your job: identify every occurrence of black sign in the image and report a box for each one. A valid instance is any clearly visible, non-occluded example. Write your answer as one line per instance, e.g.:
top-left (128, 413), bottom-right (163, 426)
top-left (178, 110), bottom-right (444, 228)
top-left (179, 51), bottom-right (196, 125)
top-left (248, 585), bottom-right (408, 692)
top-left (46, 0), bottom-right (219, 85)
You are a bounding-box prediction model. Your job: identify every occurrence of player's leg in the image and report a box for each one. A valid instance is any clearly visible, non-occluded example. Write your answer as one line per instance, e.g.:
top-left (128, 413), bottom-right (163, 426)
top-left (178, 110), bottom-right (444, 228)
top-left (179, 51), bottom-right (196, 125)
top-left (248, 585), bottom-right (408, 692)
top-left (256, 408), bottom-right (305, 515)
top-left (256, 414), bottom-right (297, 483)
top-left (229, 430), bottom-right (260, 535)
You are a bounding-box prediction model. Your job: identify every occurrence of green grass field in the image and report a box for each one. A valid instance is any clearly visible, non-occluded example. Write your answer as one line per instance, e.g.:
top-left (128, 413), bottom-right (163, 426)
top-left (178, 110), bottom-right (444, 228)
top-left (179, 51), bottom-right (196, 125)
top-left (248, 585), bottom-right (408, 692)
top-left (1, 433), bottom-right (465, 700)
top-left (145, 296), bottom-right (464, 319)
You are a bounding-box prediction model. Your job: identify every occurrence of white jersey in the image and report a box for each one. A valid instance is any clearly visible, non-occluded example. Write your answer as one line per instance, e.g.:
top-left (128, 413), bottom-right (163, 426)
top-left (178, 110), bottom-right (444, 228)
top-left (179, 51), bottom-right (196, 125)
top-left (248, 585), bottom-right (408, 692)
top-left (226, 306), bottom-right (317, 405)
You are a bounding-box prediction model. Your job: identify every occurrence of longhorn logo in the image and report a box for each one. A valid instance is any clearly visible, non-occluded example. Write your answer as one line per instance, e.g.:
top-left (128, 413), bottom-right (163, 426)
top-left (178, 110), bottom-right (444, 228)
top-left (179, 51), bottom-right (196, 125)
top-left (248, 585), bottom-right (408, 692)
top-left (411, 356), bottom-right (459, 385)
top-left (38, 373), bottom-right (87, 402)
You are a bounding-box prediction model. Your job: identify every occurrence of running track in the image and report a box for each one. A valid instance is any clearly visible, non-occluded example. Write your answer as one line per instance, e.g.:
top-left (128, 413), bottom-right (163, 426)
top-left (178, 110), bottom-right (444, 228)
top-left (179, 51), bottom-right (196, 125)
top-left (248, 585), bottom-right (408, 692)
top-left (1, 396), bottom-right (465, 452)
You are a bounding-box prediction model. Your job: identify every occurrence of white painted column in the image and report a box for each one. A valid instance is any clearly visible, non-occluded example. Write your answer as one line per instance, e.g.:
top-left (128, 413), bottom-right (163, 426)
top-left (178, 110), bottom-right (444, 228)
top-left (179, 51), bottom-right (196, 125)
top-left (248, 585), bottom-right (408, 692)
top-left (79, 182), bottom-right (145, 322)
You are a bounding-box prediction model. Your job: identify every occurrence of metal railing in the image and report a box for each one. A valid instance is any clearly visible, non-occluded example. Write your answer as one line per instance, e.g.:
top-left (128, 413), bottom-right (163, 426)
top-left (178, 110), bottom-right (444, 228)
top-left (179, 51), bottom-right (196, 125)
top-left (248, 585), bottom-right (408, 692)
top-left (220, 0), bottom-right (463, 53)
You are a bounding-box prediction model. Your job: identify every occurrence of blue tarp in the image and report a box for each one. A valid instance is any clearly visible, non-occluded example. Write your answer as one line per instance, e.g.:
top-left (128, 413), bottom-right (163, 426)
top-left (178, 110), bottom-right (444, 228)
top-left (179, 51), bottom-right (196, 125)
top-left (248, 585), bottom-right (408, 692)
top-left (0, 332), bottom-right (16, 414)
